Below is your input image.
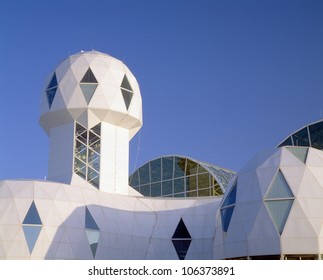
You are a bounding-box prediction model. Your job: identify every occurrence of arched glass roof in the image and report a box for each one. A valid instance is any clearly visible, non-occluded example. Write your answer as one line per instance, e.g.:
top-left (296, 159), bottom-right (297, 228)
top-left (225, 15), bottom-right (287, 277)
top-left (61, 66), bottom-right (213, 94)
top-left (277, 119), bottom-right (323, 150)
top-left (129, 155), bottom-right (235, 198)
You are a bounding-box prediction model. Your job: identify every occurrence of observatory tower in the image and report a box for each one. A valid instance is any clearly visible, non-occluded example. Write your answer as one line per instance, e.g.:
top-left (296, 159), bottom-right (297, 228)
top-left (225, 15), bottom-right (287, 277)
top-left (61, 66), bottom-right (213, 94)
top-left (39, 51), bottom-right (142, 194)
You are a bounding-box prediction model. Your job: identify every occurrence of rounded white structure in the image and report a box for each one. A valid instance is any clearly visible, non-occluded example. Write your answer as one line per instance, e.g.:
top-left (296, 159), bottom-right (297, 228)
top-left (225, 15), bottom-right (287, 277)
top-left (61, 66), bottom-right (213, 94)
top-left (214, 146), bottom-right (323, 260)
top-left (39, 51), bottom-right (142, 194)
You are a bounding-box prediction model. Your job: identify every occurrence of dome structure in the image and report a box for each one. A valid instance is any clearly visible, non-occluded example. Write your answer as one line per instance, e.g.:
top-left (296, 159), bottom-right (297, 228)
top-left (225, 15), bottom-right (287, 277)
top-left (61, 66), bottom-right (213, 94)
top-left (214, 146), bottom-right (323, 260)
top-left (129, 155), bottom-right (235, 198)
top-left (39, 50), bottom-right (142, 139)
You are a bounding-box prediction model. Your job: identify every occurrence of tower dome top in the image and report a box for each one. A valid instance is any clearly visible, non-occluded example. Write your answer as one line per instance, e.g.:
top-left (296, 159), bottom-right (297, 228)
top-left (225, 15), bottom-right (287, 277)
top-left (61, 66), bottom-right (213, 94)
top-left (39, 50), bottom-right (142, 139)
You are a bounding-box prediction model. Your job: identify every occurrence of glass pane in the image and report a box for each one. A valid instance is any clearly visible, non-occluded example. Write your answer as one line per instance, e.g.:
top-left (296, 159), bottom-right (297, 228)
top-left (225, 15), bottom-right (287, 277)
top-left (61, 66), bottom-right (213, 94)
top-left (150, 159), bottom-right (161, 182)
top-left (139, 184), bottom-right (150, 196)
top-left (213, 181), bottom-right (224, 196)
top-left (186, 176), bottom-right (197, 192)
top-left (174, 178), bottom-right (184, 194)
top-left (47, 73), bottom-right (58, 89)
top-left (91, 123), bottom-right (101, 136)
top-left (129, 171), bottom-right (139, 186)
top-left (80, 84), bottom-right (98, 104)
top-left (222, 181), bottom-right (237, 207)
top-left (121, 75), bottom-right (133, 91)
top-left (186, 159), bottom-right (198, 176)
top-left (198, 173), bottom-right (209, 189)
top-left (75, 140), bottom-right (87, 162)
top-left (174, 157), bottom-right (185, 178)
top-left (46, 88), bottom-right (57, 108)
top-left (85, 229), bottom-right (100, 246)
top-left (162, 180), bottom-right (173, 196)
top-left (309, 121), bottom-right (323, 149)
top-left (162, 157), bottom-right (174, 180)
top-left (121, 89), bottom-right (133, 110)
top-left (278, 136), bottom-right (293, 147)
top-left (88, 149), bottom-right (100, 171)
top-left (266, 170), bottom-right (293, 199)
top-left (265, 200), bottom-right (293, 234)
top-left (198, 188), bottom-right (210, 197)
top-left (23, 202), bottom-right (42, 225)
top-left (74, 158), bottom-right (86, 179)
top-left (198, 164), bottom-right (207, 173)
top-left (89, 131), bottom-right (100, 146)
top-left (23, 225), bottom-right (42, 253)
top-left (172, 219), bottom-right (191, 239)
top-left (292, 127), bottom-right (310, 147)
top-left (81, 68), bottom-right (98, 83)
top-left (286, 147), bottom-right (308, 163)
top-left (172, 239), bottom-right (191, 260)
top-left (221, 206), bottom-right (234, 232)
top-left (139, 163), bottom-right (150, 185)
top-left (151, 182), bottom-right (161, 197)
top-left (85, 208), bottom-right (99, 230)
top-left (88, 167), bottom-right (100, 187)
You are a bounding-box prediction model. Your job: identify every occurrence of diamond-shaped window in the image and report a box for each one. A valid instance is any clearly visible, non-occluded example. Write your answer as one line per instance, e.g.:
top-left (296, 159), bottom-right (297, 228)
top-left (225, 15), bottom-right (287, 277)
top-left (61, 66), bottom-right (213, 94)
top-left (46, 73), bottom-right (58, 109)
top-left (265, 170), bottom-right (294, 234)
top-left (172, 218), bottom-right (192, 260)
top-left (85, 207), bottom-right (100, 258)
top-left (22, 201), bottom-right (42, 253)
top-left (120, 75), bottom-right (134, 110)
top-left (80, 68), bottom-right (98, 105)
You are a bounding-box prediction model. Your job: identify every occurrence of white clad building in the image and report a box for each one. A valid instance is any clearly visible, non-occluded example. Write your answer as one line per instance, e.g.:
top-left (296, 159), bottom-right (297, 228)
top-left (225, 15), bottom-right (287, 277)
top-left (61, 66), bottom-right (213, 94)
top-left (1, 50), bottom-right (323, 260)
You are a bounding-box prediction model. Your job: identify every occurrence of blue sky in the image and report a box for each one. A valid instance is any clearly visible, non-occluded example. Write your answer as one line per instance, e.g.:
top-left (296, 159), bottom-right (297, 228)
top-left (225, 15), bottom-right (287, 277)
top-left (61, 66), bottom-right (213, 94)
top-left (1, 0), bottom-right (323, 180)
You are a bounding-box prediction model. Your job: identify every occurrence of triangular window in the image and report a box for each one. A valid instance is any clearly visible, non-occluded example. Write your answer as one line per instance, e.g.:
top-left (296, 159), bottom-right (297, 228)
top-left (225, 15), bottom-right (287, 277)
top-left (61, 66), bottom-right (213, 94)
top-left (265, 171), bottom-right (293, 199)
top-left (23, 201), bottom-right (42, 225)
top-left (286, 147), bottom-right (308, 164)
top-left (80, 68), bottom-right (98, 104)
top-left (46, 73), bottom-right (58, 109)
top-left (220, 180), bottom-right (237, 233)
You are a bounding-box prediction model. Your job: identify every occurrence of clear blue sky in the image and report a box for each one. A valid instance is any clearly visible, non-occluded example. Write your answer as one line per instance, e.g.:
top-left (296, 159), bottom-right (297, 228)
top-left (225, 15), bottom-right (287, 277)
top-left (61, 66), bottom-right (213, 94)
top-left (1, 0), bottom-right (323, 180)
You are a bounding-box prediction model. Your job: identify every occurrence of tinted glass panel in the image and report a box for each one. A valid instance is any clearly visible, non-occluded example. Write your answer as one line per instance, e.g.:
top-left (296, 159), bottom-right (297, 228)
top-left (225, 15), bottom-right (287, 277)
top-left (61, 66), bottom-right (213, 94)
top-left (278, 136), bottom-right (293, 147)
top-left (23, 202), bottom-right (42, 225)
top-left (265, 200), bottom-right (293, 234)
top-left (162, 180), bottom-right (173, 196)
top-left (172, 219), bottom-right (191, 239)
top-left (198, 173), bottom-right (209, 189)
top-left (292, 127), bottom-right (310, 147)
top-left (222, 181), bottom-right (237, 207)
top-left (81, 68), bottom-right (98, 83)
top-left (186, 176), bottom-right (197, 192)
top-left (121, 75), bottom-right (133, 91)
top-left (85, 208), bottom-right (99, 230)
top-left (186, 159), bottom-right (198, 175)
top-left (174, 157), bottom-right (185, 178)
top-left (266, 171), bottom-right (293, 199)
top-left (198, 188), bottom-right (210, 196)
top-left (309, 121), bottom-right (323, 149)
top-left (121, 89), bottom-right (133, 110)
top-left (162, 157), bottom-right (174, 180)
top-left (47, 73), bottom-right (58, 89)
top-left (151, 182), bottom-right (161, 197)
top-left (139, 164), bottom-right (150, 185)
top-left (23, 225), bottom-right (42, 253)
top-left (150, 159), bottom-right (161, 182)
top-left (221, 206), bottom-right (234, 232)
top-left (172, 239), bottom-right (191, 260)
top-left (174, 178), bottom-right (184, 193)
top-left (140, 184), bottom-right (150, 196)
top-left (80, 84), bottom-right (98, 104)
top-left (129, 171), bottom-right (139, 186)
top-left (286, 147), bottom-right (308, 163)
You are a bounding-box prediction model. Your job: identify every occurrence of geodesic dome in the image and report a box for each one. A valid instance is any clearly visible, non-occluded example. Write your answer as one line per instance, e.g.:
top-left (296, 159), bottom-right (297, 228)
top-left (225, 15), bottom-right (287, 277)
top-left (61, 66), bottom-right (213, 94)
top-left (39, 50), bottom-right (142, 139)
top-left (214, 146), bottom-right (323, 260)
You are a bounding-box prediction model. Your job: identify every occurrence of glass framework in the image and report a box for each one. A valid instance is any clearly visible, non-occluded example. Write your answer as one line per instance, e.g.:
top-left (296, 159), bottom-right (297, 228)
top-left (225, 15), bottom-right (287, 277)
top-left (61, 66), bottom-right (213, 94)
top-left (129, 156), bottom-right (235, 198)
top-left (74, 122), bottom-right (101, 189)
top-left (278, 119), bottom-right (323, 150)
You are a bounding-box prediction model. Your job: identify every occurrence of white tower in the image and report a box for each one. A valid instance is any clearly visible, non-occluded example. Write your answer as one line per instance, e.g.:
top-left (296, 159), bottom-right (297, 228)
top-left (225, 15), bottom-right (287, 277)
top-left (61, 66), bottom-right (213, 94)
top-left (39, 51), bottom-right (142, 195)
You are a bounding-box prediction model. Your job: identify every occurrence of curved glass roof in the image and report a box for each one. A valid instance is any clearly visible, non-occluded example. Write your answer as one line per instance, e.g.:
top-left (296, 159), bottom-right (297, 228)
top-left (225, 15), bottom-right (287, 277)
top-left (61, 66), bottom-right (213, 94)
top-left (129, 155), bottom-right (235, 198)
top-left (277, 119), bottom-right (323, 150)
